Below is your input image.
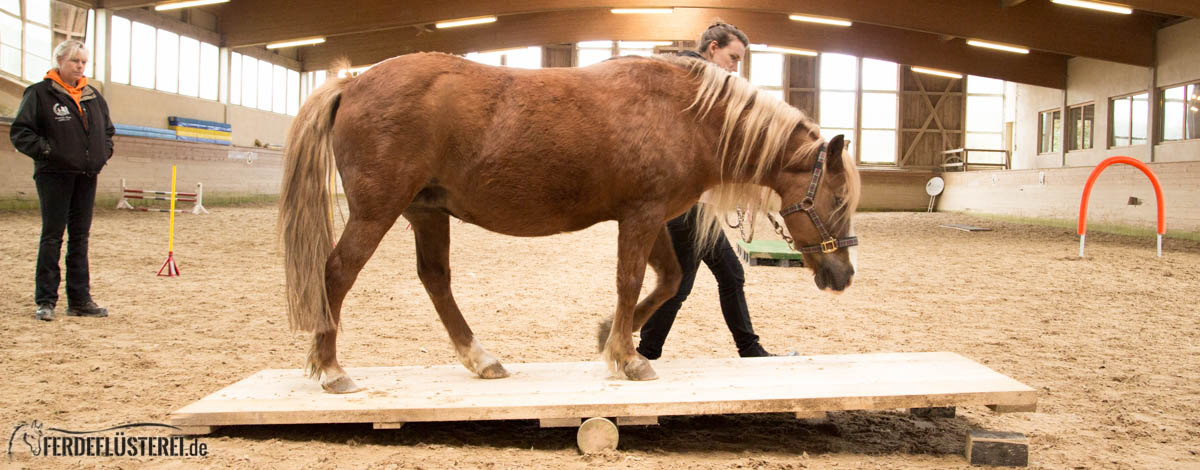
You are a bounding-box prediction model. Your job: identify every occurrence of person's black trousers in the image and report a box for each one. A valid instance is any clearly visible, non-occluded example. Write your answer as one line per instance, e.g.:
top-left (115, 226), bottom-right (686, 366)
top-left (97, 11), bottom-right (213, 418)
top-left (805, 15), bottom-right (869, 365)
top-left (637, 210), bottom-right (762, 359)
top-left (34, 172), bottom-right (97, 308)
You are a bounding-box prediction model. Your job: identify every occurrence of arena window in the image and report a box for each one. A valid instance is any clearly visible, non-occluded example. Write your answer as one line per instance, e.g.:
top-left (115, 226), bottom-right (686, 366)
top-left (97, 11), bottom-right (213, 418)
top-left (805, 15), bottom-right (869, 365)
top-left (1160, 81), bottom-right (1199, 142)
top-left (0, 0), bottom-right (52, 82)
top-left (464, 46), bottom-right (542, 69)
top-left (110, 15), bottom-right (220, 102)
top-left (815, 53), bottom-right (899, 164)
top-left (1066, 102), bottom-right (1095, 151)
top-left (1109, 92), bottom-right (1148, 147)
top-left (966, 75), bottom-right (1008, 164)
top-left (1039, 109), bottom-right (1063, 154)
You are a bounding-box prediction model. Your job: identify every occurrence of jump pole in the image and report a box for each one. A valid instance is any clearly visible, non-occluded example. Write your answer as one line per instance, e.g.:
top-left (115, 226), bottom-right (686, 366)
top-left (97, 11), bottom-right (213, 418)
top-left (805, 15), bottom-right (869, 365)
top-left (157, 165), bottom-right (181, 277)
top-left (1077, 156), bottom-right (1165, 258)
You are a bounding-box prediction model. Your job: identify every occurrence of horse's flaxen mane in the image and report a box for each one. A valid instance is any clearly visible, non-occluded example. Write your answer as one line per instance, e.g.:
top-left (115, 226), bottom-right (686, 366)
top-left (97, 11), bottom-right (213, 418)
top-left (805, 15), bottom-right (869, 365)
top-left (650, 54), bottom-right (861, 251)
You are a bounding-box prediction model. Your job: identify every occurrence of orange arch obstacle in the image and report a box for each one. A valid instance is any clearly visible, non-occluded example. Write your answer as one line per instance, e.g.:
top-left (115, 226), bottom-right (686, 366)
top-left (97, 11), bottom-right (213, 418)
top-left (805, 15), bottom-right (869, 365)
top-left (1077, 156), bottom-right (1166, 258)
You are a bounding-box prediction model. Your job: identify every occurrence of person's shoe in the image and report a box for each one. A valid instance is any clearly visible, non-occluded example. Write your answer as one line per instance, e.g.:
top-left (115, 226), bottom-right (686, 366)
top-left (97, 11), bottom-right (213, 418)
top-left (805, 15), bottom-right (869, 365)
top-left (740, 345), bottom-right (771, 358)
top-left (66, 301), bottom-right (108, 318)
top-left (34, 304), bottom-right (55, 321)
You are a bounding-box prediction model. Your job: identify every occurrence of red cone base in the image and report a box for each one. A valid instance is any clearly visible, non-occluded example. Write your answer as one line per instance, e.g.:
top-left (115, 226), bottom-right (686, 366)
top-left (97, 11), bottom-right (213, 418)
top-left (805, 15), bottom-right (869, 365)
top-left (157, 251), bottom-right (180, 277)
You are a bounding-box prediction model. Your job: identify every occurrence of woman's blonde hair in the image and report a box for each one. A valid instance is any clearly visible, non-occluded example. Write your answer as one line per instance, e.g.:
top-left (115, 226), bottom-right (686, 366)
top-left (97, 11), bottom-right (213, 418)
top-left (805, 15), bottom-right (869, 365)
top-left (53, 39), bottom-right (88, 63)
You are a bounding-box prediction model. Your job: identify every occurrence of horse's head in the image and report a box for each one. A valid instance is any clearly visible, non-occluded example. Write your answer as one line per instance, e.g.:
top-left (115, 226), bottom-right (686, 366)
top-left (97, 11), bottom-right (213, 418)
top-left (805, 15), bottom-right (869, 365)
top-left (8, 420), bottom-right (44, 459)
top-left (672, 54), bottom-right (859, 291)
top-left (773, 134), bottom-right (860, 293)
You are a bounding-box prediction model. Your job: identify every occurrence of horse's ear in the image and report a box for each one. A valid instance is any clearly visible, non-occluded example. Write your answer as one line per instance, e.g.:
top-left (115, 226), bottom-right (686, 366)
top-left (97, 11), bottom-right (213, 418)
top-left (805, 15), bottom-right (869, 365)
top-left (827, 134), bottom-right (846, 171)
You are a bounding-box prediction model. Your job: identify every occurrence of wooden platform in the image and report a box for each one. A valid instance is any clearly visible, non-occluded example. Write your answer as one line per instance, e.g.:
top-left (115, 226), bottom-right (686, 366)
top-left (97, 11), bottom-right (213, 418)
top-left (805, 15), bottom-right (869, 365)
top-left (169, 352), bottom-right (1036, 432)
top-left (736, 240), bottom-right (804, 267)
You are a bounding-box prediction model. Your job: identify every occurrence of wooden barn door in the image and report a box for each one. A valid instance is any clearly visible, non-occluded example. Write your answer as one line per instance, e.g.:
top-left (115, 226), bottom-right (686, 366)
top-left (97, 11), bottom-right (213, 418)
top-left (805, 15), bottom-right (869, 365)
top-left (899, 67), bottom-right (964, 168)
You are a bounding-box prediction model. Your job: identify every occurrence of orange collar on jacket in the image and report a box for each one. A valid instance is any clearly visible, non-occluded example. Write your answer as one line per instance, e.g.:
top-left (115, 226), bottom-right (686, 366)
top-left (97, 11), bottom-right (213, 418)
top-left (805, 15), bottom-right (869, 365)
top-left (45, 69), bottom-right (88, 116)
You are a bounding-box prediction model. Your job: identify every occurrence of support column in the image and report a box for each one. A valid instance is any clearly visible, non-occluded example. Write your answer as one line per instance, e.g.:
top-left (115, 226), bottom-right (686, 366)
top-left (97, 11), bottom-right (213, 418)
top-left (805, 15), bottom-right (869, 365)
top-left (1147, 65), bottom-right (1158, 162)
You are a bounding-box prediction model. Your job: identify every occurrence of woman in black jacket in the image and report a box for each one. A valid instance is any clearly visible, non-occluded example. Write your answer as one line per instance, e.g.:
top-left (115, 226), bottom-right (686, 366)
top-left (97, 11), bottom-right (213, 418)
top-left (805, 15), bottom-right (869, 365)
top-left (636, 22), bottom-right (794, 359)
top-left (10, 39), bottom-right (114, 321)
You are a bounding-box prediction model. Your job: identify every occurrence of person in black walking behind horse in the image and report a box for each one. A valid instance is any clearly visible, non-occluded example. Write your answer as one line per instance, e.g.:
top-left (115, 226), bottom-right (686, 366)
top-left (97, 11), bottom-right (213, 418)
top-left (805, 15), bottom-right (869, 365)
top-left (11, 39), bottom-right (114, 321)
top-left (637, 21), bottom-right (795, 359)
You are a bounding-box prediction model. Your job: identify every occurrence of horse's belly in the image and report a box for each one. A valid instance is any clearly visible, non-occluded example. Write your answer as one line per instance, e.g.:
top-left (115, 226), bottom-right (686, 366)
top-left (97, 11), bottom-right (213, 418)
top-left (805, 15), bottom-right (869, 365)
top-left (451, 201), bottom-right (606, 237)
top-left (410, 186), bottom-right (607, 237)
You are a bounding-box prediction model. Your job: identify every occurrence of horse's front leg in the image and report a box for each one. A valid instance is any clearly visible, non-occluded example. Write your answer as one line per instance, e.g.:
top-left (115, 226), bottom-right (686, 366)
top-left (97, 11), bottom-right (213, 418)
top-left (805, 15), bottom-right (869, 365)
top-left (407, 209), bottom-right (508, 379)
top-left (601, 218), bottom-right (663, 380)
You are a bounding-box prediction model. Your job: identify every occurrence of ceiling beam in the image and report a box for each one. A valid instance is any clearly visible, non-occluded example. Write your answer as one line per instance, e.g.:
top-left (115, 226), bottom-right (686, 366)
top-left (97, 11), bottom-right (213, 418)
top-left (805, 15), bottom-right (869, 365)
top-left (1114, 1), bottom-right (1200, 18)
top-left (221, 0), bottom-right (1156, 66)
top-left (298, 8), bottom-right (1069, 89)
top-left (94, 0), bottom-right (158, 9)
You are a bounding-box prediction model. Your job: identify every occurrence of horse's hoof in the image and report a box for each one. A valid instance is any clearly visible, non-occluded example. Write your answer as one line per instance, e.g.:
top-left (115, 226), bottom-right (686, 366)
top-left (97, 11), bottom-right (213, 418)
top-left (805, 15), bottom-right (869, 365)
top-left (479, 362), bottom-right (509, 379)
top-left (623, 355), bottom-right (658, 381)
top-left (321, 374), bottom-right (364, 394)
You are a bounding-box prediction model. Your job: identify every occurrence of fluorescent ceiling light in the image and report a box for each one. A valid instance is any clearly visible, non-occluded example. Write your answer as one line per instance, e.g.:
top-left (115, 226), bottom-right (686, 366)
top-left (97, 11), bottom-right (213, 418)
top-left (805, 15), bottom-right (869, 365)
top-left (611, 8), bottom-right (673, 14)
top-left (266, 37), bottom-right (326, 49)
top-left (154, 0), bottom-right (228, 11)
top-left (912, 66), bottom-right (963, 79)
top-left (967, 39), bottom-right (1030, 54)
top-left (1050, 0), bottom-right (1133, 14)
top-left (788, 14), bottom-right (852, 27)
top-left (618, 41), bottom-right (672, 48)
top-left (435, 16), bottom-right (497, 29)
top-left (749, 44), bottom-right (818, 56)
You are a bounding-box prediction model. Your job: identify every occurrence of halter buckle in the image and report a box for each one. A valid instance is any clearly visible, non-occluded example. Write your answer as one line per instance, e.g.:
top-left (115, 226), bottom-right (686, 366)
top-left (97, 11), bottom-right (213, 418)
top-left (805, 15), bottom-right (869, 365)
top-left (820, 239), bottom-right (838, 254)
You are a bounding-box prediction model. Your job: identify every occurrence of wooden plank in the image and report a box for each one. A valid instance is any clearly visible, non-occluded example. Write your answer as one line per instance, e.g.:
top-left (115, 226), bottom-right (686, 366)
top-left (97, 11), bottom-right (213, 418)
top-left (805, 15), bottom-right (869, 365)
top-left (169, 352), bottom-right (1036, 429)
top-left (170, 425), bottom-right (214, 435)
top-left (538, 418), bottom-right (581, 428)
top-left (372, 422), bottom-right (405, 429)
top-left (615, 416), bottom-right (658, 426)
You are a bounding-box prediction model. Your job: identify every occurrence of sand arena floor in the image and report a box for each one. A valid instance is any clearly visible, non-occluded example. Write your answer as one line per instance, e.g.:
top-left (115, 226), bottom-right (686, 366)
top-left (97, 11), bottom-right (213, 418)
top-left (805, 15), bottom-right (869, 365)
top-left (1, 204), bottom-right (1198, 469)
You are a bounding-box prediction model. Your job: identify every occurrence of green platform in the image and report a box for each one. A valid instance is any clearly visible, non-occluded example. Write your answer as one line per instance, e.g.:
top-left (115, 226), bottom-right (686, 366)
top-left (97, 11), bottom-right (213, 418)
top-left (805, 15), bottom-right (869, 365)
top-left (736, 240), bottom-right (804, 267)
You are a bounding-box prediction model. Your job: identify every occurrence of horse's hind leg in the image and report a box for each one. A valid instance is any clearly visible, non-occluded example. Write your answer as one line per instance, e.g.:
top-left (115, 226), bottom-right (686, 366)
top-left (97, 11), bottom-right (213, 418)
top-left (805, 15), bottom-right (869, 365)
top-left (406, 209), bottom-right (508, 379)
top-left (601, 219), bottom-right (665, 380)
top-left (596, 226), bottom-right (681, 346)
top-left (313, 216), bottom-right (399, 393)
top-left (633, 227), bottom-right (682, 330)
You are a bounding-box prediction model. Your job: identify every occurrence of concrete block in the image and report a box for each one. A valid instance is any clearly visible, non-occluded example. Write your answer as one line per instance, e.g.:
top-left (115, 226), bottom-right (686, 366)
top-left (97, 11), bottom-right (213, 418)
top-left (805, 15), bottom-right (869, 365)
top-left (965, 430), bottom-right (1029, 467)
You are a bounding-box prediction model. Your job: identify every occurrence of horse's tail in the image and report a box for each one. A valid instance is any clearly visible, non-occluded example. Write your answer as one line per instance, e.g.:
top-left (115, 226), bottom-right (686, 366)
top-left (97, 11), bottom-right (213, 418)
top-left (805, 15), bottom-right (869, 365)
top-left (278, 70), bottom-right (350, 334)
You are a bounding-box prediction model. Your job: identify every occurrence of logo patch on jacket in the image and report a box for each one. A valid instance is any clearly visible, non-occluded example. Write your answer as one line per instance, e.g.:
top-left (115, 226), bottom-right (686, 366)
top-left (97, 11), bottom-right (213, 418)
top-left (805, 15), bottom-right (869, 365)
top-left (52, 103), bottom-right (72, 122)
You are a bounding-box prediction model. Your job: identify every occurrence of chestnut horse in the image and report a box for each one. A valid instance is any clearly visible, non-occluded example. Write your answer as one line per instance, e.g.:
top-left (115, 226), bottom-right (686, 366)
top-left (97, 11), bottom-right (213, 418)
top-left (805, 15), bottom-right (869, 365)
top-left (280, 52), bottom-right (860, 393)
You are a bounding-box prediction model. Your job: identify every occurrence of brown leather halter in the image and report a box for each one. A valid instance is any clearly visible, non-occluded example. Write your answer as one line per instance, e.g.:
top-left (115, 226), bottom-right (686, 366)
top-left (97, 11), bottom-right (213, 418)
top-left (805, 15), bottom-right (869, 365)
top-left (777, 143), bottom-right (859, 254)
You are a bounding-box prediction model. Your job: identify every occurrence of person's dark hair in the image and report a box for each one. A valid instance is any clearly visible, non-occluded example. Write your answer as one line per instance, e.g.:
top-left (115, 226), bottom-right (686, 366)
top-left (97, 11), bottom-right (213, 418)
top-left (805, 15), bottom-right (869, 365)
top-left (696, 20), bottom-right (749, 53)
